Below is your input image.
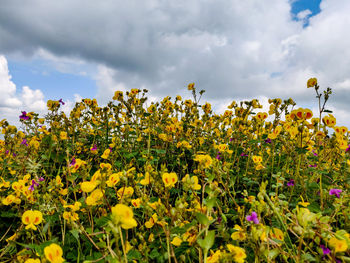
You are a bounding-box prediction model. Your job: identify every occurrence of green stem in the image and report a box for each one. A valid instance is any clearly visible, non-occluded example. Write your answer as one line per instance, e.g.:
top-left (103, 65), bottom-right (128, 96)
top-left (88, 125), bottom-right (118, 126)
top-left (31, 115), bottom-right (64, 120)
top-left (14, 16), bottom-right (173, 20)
top-left (118, 226), bottom-right (128, 263)
top-left (262, 191), bottom-right (297, 261)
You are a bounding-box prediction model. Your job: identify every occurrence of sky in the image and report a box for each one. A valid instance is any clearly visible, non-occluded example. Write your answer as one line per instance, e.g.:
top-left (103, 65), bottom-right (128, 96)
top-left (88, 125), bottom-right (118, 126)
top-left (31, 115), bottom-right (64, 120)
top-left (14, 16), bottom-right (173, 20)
top-left (1, 0), bottom-right (350, 127)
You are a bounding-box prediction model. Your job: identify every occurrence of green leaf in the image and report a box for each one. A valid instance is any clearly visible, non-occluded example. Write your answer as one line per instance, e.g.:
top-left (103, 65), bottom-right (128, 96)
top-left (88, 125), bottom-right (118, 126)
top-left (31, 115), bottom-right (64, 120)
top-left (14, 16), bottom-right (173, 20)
top-left (127, 249), bottom-right (142, 260)
top-left (205, 198), bottom-right (216, 211)
top-left (42, 222), bottom-right (50, 234)
top-left (301, 253), bottom-right (316, 262)
top-left (196, 213), bottom-right (209, 226)
top-left (70, 229), bottom-right (80, 241)
top-left (197, 231), bottom-right (215, 251)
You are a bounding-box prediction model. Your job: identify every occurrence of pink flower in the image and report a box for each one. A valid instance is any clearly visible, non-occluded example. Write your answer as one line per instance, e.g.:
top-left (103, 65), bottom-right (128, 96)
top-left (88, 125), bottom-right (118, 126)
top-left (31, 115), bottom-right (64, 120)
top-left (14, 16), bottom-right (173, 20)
top-left (19, 111), bottom-right (29, 120)
top-left (246, 211), bottom-right (259, 224)
top-left (320, 245), bottom-right (331, 255)
top-left (287, 179), bottom-right (295, 186)
top-left (329, 188), bottom-right (342, 198)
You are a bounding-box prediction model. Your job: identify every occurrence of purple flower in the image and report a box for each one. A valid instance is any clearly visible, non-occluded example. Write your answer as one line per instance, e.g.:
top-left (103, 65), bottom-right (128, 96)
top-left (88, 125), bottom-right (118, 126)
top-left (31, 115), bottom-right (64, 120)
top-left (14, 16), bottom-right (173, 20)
top-left (240, 152), bottom-right (248, 157)
top-left (216, 152), bottom-right (222, 160)
top-left (5, 150), bottom-right (9, 155)
top-left (59, 99), bottom-right (65, 105)
top-left (329, 188), bottom-right (342, 198)
top-left (38, 177), bottom-right (45, 182)
top-left (21, 139), bottom-right (28, 146)
top-left (320, 245), bottom-right (331, 255)
top-left (91, 145), bottom-right (97, 151)
top-left (287, 179), bottom-right (295, 187)
top-left (312, 150), bottom-right (318, 156)
top-left (28, 179), bottom-right (39, 191)
top-left (70, 157), bottom-right (76, 166)
top-left (246, 211), bottom-right (259, 224)
top-left (19, 111), bottom-right (29, 120)
top-left (265, 138), bottom-right (272, 144)
top-left (346, 145), bottom-right (350, 152)
top-left (308, 164), bottom-right (317, 167)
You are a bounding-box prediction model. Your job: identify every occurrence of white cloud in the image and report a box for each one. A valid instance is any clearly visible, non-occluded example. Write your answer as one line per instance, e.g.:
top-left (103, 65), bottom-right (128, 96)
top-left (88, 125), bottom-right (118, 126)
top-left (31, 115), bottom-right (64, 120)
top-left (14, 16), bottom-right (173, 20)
top-left (296, 9), bottom-right (312, 20)
top-left (0, 55), bottom-right (46, 124)
top-left (2, 0), bottom-right (350, 127)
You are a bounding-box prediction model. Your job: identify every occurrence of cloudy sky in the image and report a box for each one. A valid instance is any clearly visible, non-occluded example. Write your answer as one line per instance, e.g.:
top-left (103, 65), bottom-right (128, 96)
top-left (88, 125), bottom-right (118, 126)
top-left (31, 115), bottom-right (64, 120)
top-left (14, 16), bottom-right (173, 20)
top-left (1, 0), bottom-right (350, 126)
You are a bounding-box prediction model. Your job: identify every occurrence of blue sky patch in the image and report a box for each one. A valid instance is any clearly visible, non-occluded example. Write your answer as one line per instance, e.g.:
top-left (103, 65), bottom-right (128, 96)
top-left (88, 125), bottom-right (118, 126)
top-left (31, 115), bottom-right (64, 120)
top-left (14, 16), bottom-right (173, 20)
top-left (290, 0), bottom-right (322, 26)
top-left (8, 59), bottom-right (97, 102)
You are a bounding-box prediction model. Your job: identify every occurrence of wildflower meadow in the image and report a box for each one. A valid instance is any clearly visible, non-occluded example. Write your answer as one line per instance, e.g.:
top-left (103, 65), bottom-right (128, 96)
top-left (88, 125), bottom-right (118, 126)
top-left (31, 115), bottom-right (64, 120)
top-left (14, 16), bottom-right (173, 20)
top-left (0, 79), bottom-right (349, 262)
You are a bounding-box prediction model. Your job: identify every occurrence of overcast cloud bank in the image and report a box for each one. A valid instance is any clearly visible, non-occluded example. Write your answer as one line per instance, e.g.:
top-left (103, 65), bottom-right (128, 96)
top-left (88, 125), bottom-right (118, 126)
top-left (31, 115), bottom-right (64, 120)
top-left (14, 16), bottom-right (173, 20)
top-left (1, 0), bottom-right (350, 125)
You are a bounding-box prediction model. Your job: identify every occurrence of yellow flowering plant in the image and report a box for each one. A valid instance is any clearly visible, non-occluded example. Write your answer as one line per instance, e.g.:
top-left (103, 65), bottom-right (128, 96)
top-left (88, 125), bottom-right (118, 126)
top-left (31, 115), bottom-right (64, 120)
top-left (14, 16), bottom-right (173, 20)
top-left (0, 81), bottom-right (349, 262)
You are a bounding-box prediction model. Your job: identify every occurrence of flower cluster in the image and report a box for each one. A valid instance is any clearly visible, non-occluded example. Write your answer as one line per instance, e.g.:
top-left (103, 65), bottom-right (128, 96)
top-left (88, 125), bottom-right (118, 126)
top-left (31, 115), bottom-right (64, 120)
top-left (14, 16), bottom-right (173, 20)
top-left (0, 79), bottom-right (349, 262)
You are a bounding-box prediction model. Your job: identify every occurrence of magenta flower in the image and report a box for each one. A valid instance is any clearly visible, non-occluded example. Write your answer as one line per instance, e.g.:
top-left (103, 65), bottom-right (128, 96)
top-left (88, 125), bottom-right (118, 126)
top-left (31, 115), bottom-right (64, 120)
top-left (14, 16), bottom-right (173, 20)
top-left (240, 152), bottom-right (248, 157)
top-left (265, 138), bottom-right (272, 143)
top-left (246, 211), bottom-right (259, 224)
top-left (21, 139), bottom-right (28, 146)
top-left (329, 188), bottom-right (342, 198)
top-left (216, 152), bottom-right (222, 160)
top-left (308, 164), bottom-right (317, 167)
top-left (70, 157), bottom-right (76, 166)
top-left (59, 99), bottom-right (65, 105)
top-left (19, 111), bottom-right (29, 120)
top-left (287, 179), bottom-right (295, 187)
top-left (346, 145), bottom-right (350, 152)
top-left (28, 179), bottom-right (39, 191)
top-left (38, 177), bottom-right (45, 182)
top-left (320, 245), bottom-right (331, 255)
top-left (91, 145), bottom-right (97, 151)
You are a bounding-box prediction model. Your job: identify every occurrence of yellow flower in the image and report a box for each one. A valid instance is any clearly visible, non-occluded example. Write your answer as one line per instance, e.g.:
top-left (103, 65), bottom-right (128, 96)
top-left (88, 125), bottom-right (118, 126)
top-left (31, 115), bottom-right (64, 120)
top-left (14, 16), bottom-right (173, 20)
top-left (86, 189), bottom-right (103, 206)
top-left (256, 112), bottom-right (268, 121)
top-left (227, 244), bottom-right (247, 263)
top-left (145, 213), bottom-right (158, 228)
top-left (252, 155), bottom-right (262, 164)
top-left (329, 237), bottom-right (348, 253)
top-left (322, 114), bottom-right (336, 128)
top-left (101, 148), bottom-right (111, 159)
top-left (140, 172), bottom-right (152, 185)
top-left (111, 204), bottom-right (137, 229)
top-left (44, 243), bottom-right (64, 263)
top-left (162, 172), bottom-right (178, 188)
top-left (22, 210), bottom-right (43, 231)
top-left (217, 144), bottom-right (228, 153)
top-left (59, 132), bottom-right (68, 140)
top-left (194, 154), bottom-right (213, 169)
top-left (307, 77), bottom-right (317, 88)
top-left (117, 186), bottom-right (134, 199)
top-left (182, 174), bottom-right (201, 191)
top-left (187, 83), bottom-right (195, 90)
top-left (270, 228), bottom-right (284, 241)
top-left (207, 250), bottom-right (221, 263)
top-left (81, 181), bottom-right (99, 193)
top-left (298, 196), bottom-right (310, 207)
top-left (106, 173), bottom-right (120, 187)
top-left (2, 194), bottom-right (16, 205)
top-left (255, 163), bottom-right (265, 170)
top-left (231, 225), bottom-right (246, 241)
top-left (131, 198), bottom-right (142, 208)
top-left (112, 91), bottom-right (123, 101)
top-left (6, 233), bottom-right (17, 243)
top-left (171, 236), bottom-right (182, 247)
top-left (24, 259), bottom-right (41, 263)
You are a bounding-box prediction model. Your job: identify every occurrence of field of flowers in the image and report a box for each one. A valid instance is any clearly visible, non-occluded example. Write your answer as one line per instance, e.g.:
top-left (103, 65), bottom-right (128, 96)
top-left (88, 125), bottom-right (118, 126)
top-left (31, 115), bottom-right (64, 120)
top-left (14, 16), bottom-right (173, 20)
top-left (0, 79), bottom-right (349, 262)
